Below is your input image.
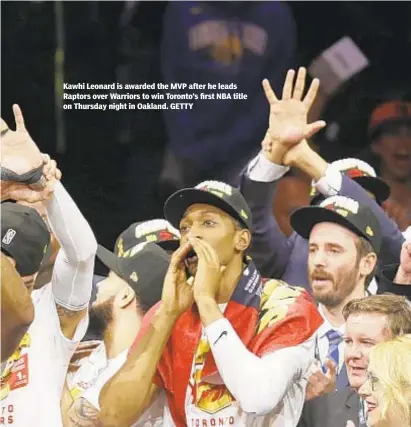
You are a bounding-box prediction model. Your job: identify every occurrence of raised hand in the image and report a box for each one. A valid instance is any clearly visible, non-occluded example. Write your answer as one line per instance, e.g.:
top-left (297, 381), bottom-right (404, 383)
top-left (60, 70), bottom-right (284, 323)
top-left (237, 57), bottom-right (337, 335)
top-left (261, 67), bottom-right (326, 163)
top-left (305, 359), bottom-right (337, 401)
top-left (161, 241), bottom-right (194, 317)
top-left (1, 104), bottom-right (45, 185)
top-left (1, 153), bottom-right (62, 203)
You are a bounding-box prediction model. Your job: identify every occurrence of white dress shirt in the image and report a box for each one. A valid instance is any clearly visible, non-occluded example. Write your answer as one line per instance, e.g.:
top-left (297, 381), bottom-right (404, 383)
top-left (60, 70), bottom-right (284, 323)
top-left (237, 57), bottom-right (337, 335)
top-left (316, 305), bottom-right (346, 373)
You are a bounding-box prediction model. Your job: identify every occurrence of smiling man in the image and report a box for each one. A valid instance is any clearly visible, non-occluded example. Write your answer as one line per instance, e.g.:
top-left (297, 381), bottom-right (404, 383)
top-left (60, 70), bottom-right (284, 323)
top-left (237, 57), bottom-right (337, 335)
top-left (343, 295), bottom-right (411, 391)
top-left (297, 294), bottom-right (411, 427)
top-left (97, 180), bottom-right (323, 427)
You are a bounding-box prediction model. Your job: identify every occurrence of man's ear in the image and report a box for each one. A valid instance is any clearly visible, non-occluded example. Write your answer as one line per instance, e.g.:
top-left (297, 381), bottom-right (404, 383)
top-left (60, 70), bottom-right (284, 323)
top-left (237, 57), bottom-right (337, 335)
top-left (117, 286), bottom-right (136, 309)
top-left (359, 252), bottom-right (377, 277)
top-left (234, 228), bottom-right (251, 252)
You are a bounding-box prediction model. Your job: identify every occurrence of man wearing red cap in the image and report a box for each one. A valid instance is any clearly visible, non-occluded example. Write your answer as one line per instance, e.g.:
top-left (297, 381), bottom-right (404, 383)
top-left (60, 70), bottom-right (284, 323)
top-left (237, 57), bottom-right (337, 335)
top-left (367, 101), bottom-right (411, 222)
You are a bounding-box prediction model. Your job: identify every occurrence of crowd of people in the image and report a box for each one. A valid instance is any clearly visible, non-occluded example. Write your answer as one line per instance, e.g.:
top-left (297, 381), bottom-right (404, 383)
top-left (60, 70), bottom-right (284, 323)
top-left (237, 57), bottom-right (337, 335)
top-left (1, 66), bottom-right (411, 427)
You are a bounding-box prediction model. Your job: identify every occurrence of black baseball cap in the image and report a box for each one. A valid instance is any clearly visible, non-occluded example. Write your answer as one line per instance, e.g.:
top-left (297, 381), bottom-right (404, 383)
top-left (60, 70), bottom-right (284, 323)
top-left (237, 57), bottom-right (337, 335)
top-left (291, 195), bottom-right (381, 254)
top-left (310, 158), bottom-right (390, 206)
top-left (1, 202), bottom-right (51, 275)
top-left (114, 219), bottom-right (180, 256)
top-left (96, 242), bottom-right (170, 311)
top-left (164, 180), bottom-right (252, 230)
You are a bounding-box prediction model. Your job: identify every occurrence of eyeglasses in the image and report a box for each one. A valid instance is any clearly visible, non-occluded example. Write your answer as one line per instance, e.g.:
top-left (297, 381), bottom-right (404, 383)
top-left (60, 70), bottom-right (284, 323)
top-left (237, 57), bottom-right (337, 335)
top-left (366, 371), bottom-right (379, 392)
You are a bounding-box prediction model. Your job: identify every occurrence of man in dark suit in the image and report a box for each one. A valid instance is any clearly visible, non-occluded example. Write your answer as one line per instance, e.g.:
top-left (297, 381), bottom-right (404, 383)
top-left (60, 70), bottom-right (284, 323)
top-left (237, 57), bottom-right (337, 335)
top-left (298, 387), bottom-right (361, 427)
top-left (297, 294), bottom-right (411, 427)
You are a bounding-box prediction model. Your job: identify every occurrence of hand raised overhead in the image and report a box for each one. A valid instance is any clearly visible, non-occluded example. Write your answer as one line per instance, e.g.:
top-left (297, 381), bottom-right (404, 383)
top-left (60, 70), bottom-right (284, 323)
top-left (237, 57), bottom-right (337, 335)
top-left (261, 67), bottom-right (326, 163)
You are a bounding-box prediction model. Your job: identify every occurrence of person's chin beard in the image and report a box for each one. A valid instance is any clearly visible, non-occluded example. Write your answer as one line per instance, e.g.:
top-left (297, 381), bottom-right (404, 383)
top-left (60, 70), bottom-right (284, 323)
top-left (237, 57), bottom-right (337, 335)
top-left (309, 271), bottom-right (340, 308)
top-left (313, 285), bottom-right (343, 308)
top-left (310, 267), bottom-right (358, 308)
top-left (88, 298), bottom-right (114, 338)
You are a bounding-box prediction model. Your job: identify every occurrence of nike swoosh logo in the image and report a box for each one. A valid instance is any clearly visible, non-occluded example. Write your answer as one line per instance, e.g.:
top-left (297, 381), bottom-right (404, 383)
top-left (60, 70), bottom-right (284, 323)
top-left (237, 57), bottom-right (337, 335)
top-left (213, 330), bottom-right (228, 346)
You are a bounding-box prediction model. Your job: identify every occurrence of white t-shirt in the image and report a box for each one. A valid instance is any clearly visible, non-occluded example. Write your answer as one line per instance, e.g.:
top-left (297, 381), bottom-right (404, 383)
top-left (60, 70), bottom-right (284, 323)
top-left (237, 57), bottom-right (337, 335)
top-left (68, 342), bottom-right (164, 427)
top-left (0, 284), bottom-right (88, 427)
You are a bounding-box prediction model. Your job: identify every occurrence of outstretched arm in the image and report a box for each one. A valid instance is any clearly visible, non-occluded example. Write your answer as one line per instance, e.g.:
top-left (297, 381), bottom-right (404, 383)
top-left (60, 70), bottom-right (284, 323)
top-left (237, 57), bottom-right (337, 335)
top-left (284, 140), bottom-right (404, 268)
top-left (46, 180), bottom-right (97, 340)
top-left (240, 162), bottom-right (292, 278)
top-left (241, 67), bottom-right (326, 278)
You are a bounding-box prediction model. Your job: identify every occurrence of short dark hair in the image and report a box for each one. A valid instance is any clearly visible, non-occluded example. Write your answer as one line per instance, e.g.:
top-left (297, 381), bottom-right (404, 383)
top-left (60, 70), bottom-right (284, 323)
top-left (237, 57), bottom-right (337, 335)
top-left (135, 292), bottom-right (155, 315)
top-left (354, 235), bottom-right (377, 288)
top-left (371, 120), bottom-right (411, 144)
top-left (233, 218), bottom-right (246, 231)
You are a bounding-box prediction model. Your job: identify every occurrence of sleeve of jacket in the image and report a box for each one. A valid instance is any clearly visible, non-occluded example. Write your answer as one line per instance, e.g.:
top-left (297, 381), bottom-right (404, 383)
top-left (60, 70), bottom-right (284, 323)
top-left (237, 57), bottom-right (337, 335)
top-left (240, 173), bottom-right (293, 279)
top-left (339, 176), bottom-right (404, 267)
top-left (296, 407), bottom-right (309, 427)
top-left (377, 264), bottom-right (411, 301)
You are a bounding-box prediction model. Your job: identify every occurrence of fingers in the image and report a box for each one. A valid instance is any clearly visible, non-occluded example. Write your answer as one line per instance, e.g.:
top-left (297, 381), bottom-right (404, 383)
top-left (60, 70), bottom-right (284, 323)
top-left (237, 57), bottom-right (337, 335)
top-left (70, 348), bottom-right (95, 363)
top-left (7, 183), bottom-right (46, 203)
top-left (12, 104), bottom-right (26, 132)
top-left (280, 67), bottom-right (321, 106)
top-left (310, 370), bottom-right (325, 383)
top-left (292, 67), bottom-right (307, 101)
top-left (42, 155), bottom-right (60, 182)
top-left (262, 79), bottom-right (278, 104)
top-left (303, 78), bottom-right (321, 109)
top-left (325, 358), bottom-right (337, 379)
top-left (1, 118), bottom-right (9, 133)
top-left (68, 363), bottom-right (80, 374)
top-left (170, 241), bottom-right (192, 271)
top-left (56, 167), bottom-right (62, 181)
top-left (76, 340), bottom-right (101, 351)
top-left (305, 120), bottom-right (327, 139)
top-left (282, 69), bottom-right (296, 100)
top-left (42, 153), bottom-right (51, 165)
top-left (406, 242), bottom-right (411, 257)
top-left (190, 238), bottom-right (214, 267)
top-left (190, 238), bottom-right (220, 267)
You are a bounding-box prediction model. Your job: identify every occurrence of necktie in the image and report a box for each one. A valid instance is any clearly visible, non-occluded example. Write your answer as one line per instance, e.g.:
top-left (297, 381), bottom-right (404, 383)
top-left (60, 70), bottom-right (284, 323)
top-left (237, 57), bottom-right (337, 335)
top-left (323, 329), bottom-right (343, 372)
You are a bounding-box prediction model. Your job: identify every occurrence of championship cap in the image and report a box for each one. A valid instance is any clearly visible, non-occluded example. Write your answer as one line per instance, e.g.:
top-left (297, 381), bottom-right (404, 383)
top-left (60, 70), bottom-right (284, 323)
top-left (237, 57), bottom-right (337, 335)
top-left (1, 202), bottom-right (51, 276)
top-left (114, 219), bottom-right (180, 256)
top-left (310, 158), bottom-right (390, 205)
top-left (96, 241), bottom-right (170, 311)
top-left (163, 180), bottom-right (252, 230)
top-left (291, 195), bottom-right (381, 253)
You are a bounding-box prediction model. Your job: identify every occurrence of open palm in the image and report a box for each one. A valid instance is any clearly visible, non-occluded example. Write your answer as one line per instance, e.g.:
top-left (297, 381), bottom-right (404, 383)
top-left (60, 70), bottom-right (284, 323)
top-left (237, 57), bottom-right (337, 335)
top-left (262, 67), bottom-right (326, 148)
